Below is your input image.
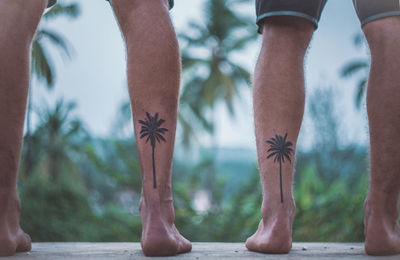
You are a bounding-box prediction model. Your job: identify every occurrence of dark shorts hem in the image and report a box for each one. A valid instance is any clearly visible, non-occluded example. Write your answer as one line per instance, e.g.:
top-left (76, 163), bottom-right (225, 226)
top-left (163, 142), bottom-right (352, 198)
top-left (255, 0), bottom-right (326, 34)
top-left (361, 11), bottom-right (400, 27)
top-left (256, 11), bottom-right (318, 33)
top-left (168, 0), bottom-right (174, 9)
top-left (47, 0), bottom-right (56, 8)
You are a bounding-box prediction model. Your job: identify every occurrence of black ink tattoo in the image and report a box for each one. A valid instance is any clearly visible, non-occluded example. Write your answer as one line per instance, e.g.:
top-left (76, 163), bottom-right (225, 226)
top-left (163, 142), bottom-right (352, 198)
top-left (266, 133), bottom-right (294, 203)
top-left (139, 112), bottom-right (168, 189)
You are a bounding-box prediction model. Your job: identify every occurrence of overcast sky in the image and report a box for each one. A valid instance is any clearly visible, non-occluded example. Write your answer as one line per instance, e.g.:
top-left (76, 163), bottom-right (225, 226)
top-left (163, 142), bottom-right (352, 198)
top-left (33, 0), bottom-right (370, 151)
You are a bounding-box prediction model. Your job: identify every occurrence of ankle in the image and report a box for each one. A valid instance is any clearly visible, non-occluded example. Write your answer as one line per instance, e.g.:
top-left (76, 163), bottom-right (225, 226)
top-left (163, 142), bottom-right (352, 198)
top-left (139, 199), bottom-right (175, 228)
top-left (0, 188), bottom-right (19, 205)
top-left (0, 186), bottom-right (18, 194)
top-left (142, 182), bottom-right (173, 202)
top-left (365, 192), bottom-right (399, 219)
top-left (261, 195), bottom-right (296, 218)
top-left (140, 194), bottom-right (174, 213)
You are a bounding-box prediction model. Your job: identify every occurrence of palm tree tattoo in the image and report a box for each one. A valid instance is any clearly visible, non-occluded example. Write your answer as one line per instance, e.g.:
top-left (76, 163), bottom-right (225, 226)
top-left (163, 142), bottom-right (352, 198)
top-left (139, 112), bottom-right (168, 189)
top-left (266, 133), bottom-right (294, 203)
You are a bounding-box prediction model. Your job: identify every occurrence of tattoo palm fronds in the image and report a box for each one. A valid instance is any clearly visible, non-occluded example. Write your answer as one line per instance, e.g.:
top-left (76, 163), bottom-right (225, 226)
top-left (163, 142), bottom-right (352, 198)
top-left (139, 112), bottom-right (168, 188)
top-left (266, 133), bottom-right (294, 203)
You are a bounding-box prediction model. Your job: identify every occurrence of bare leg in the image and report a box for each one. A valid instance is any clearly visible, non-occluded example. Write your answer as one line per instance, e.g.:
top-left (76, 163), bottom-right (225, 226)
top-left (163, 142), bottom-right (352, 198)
top-left (363, 17), bottom-right (400, 256)
top-left (0, 0), bottom-right (47, 256)
top-left (110, 0), bottom-right (191, 256)
top-left (246, 17), bottom-right (314, 254)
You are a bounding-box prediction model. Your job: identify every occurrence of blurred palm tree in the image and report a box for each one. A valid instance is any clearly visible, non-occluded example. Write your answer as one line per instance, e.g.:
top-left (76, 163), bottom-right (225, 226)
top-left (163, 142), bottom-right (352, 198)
top-left (341, 33), bottom-right (370, 109)
top-left (31, 2), bottom-right (80, 86)
top-left (178, 0), bottom-right (256, 145)
top-left (26, 1), bottom-right (80, 174)
top-left (178, 0), bottom-right (256, 202)
top-left (23, 99), bottom-right (87, 181)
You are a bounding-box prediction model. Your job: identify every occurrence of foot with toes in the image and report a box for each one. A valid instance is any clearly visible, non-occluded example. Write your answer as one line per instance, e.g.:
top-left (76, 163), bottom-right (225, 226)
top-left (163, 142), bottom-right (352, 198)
top-left (364, 196), bottom-right (400, 256)
top-left (246, 198), bottom-right (295, 254)
top-left (140, 198), bottom-right (191, 256)
top-left (0, 189), bottom-right (31, 256)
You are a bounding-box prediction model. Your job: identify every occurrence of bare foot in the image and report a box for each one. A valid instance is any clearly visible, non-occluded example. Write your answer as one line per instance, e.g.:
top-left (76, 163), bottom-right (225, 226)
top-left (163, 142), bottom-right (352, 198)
top-left (246, 198), bottom-right (295, 254)
top-left (364, 197), bottom-right (400, 256)
top-left (0, 189), bottom-right (31, 256)
top-left (139, 198), bottom-right (191, 256)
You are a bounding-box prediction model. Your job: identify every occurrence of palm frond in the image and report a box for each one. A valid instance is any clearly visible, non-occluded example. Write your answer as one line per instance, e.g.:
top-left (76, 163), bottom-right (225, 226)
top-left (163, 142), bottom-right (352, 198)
top-left (31, 40), bottom-right (54, 87)
top-left (266, 133), bottom-right (294, 164)
top-left (138, 112), bottom-right (169, 148)
top-left (44, 2), bottom-right (80, 20)
top-left (356, 78), bottom-right (367, 108)
top-left (38, 29), bottom-right (73, 58)
top-left (353, 33), bottom-right (365, 47)
top-left (341, 60), bottom-right (368, 78)
top-left (181, 54), bottom-right (208, 70)
top-left (228, 33), bottom-right (257, 51)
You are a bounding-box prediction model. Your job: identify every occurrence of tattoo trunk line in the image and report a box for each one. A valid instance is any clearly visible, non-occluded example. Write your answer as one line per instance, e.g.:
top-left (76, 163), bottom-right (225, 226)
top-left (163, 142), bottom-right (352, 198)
top-left (279, 160), bottom-right (283, 203)
top-left (152, 145), bottom-right (156, 188)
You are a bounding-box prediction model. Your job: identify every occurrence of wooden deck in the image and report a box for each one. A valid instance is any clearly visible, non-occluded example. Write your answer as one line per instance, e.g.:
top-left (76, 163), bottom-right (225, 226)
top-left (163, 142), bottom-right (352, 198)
top-left (5, 242), bottom-right (399, 259)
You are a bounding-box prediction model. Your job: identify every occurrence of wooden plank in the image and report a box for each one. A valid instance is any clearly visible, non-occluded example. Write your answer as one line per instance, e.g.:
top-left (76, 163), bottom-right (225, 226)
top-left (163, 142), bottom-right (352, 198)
top-left (5, 242), bottom-right (399, 259)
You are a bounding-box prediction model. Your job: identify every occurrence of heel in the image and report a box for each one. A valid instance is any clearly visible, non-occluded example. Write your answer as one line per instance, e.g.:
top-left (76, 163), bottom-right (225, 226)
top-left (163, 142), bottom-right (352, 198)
top-left (141, 233), bottom-right (179, 256)
top-left (0, 239), bottom-right (17, 256)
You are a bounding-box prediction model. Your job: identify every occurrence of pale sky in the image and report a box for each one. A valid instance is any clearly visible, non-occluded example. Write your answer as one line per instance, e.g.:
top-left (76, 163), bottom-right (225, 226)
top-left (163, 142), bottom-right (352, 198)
top-left (33, 0), bottom-right (370, 151)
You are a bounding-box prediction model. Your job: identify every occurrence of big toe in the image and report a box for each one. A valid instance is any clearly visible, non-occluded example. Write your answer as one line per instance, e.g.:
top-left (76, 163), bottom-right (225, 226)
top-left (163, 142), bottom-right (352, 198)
top-left (245, 235), bottom-right (257, 251)
top-left (16, 231), bottom-right (31, 252)
top-left (177, 235), bottom-right (192, 254)
top-left (245, 234), bottom-right (291, 254)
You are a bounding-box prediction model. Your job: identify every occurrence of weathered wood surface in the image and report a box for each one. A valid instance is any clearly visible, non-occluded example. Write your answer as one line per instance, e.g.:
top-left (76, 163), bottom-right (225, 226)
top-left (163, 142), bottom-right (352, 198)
top-left (5, 242), bottom-right (399, 259)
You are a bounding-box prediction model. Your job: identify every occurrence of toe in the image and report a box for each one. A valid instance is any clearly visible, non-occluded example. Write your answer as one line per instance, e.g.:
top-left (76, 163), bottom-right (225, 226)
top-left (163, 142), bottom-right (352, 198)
top-left (245, 235), bottom-right (257, 251)
top-left (172, 226), bottom-right (191, 254)
top-left (16, 231), bottom-right (31, 252)
top-left (178, 235), bottom-right (192, 254)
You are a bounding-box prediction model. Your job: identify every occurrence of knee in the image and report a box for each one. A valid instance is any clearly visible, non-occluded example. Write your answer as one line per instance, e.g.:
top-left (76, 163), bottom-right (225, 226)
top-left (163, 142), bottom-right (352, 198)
top-left (111, 0), bottom-right (169, 10)
top-left (110, 0), bottom-right (169, 35)
top-left (260, 16), bottom-right (315, 55)
top-left (363, 16), bottom-right (400, 55)
top-left (0, 0), bottom-right (47, 46)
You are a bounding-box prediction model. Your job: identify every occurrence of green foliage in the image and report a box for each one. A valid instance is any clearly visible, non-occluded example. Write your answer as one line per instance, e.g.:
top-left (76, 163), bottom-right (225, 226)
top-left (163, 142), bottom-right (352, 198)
top-left (20, 172), bottom-right (142, 242)
top-left (19, 100), bottom-right (142, 242)
top-left (18, 95), bottom-right (369, 243)
top-left (18, 0), bottom-right (371, 244)
top-left (293, 164), bottom-right (366, 242)
top-left (20, 173), bottom-right (97, 241)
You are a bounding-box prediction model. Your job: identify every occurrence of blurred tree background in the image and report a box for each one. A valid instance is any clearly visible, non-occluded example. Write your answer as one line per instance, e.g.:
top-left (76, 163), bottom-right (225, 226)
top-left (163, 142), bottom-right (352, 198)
top-left (18, 0), bottom-right (372, 242)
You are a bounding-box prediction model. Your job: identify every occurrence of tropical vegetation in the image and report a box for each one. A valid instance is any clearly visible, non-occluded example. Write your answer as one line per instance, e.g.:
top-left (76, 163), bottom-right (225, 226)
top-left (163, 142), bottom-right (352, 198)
top-left (17, 0), bottom-right (373, 243)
